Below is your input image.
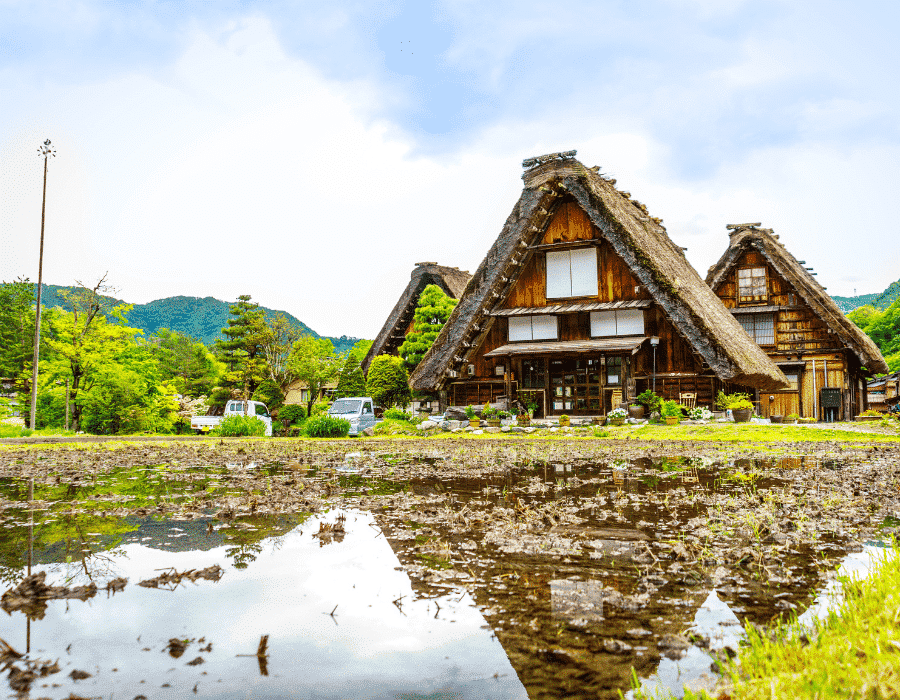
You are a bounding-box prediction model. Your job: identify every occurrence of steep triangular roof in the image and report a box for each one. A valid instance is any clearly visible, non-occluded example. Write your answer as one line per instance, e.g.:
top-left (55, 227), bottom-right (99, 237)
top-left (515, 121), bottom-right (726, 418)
top-left (706, 225), bottom-right (889, 375)
top-left (411, 157), bottom-right (789, 392)
top-left (362, 262), bottom-right (471, 373)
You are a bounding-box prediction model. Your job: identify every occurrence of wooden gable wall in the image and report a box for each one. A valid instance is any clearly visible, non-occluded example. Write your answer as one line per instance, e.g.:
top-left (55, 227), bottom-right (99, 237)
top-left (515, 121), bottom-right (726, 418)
top-left (501, 200), bottom-right (651, 309)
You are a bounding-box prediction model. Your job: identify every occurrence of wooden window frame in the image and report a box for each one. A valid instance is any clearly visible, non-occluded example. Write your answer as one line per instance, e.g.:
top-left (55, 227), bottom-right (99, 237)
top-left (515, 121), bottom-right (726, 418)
top-left (737, 266), bottom-right (768, 303)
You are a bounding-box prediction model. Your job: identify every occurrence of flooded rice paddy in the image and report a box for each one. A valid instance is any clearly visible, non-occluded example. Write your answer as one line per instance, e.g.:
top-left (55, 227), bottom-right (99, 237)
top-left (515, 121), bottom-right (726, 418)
top-left (0, 440), bottom-right (898, 699)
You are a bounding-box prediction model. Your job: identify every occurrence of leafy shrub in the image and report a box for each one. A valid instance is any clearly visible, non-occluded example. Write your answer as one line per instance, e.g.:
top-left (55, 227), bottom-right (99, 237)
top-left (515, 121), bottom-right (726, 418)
top-left (481, 404), bottom-right (498, 419)
top-left (384, 407), bottom-right (412, 420)
top-left (465, 405), bottom-right (477, 419)
top-left (210, 415), bottom-right (267, 437)
top-left (302, 415), bottom-right (350, 438)
top-left (279, 404), bottom-right (307, 424)
top-left (688, 406), bottom-right (713, 420)
top-left (252, 380), bottom-right (284, 411)
top-left (716, 391), bottom-right (753, 411)
top-left (660, 400), bottom-right (684, 418)
top-left (311, 400), bottom-right (331, 416)
top-left (365, 355), bottom-right (410, 408)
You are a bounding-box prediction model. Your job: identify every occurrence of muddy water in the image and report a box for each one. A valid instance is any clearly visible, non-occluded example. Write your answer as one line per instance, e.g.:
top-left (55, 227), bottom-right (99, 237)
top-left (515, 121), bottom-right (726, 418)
top-left (1, 452), bottom-right (897, 699)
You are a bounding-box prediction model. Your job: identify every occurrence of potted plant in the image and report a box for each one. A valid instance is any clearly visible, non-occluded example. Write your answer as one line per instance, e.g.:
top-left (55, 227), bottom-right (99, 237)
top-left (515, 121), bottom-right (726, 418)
top-left (482, 404), bottom-right (501, 427)
top-left (608, 407), bottom-right (628, 426)
top-left (785, 413), bottom-right (799, 424)
top-left (635, 390), bottom-right (660, 418)
top-left (856, 409), bottom-right (883, 422)
top-left (628, 403), bottom-right (645, 419)
top-left (770, 414), bottom-right (784, 424)
top-left (687, 406), bottom-right (713, 421)
top-left (465, 405), bottom-right (480, 428)
top-left (558, 414), bottom-right (570, 427)
top-left (716, 391), bottom-right (754, 423)
top-left (660, 399), bottom-right (684, 425)
top-left (497, 409), bottom-right (512, 425)
top-left (516, 408), bottom-right (530, 426)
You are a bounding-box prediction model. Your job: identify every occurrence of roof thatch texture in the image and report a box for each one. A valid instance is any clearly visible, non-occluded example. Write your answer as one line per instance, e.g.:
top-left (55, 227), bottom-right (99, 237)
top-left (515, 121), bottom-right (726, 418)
top-left (706, 225), bottom-right (889, 375)
top-left (410, 157), bottom-right (789, 392)
top-left (362, 262), bottom-right (471, 373)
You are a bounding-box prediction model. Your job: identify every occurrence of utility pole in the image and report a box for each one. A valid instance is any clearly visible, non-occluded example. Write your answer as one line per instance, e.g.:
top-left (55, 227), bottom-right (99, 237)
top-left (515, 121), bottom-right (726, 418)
top-left (29, 139), bottom-right (55, 430)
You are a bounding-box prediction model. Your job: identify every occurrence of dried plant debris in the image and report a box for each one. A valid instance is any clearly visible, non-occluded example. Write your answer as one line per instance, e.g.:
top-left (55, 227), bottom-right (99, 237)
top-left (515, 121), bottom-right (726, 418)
top-left (138, 565), bottom-right (223, 591)
top-left (1, 637), bottom-right (61, 695)
top-left (1, 572), bottom-right (97, 619)
top-left (312, 516), bottom-right (346, 545)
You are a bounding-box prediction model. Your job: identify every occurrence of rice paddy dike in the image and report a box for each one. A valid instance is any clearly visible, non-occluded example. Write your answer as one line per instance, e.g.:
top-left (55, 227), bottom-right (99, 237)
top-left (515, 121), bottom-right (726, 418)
top-left (0, 433), bottom-right (898, 698)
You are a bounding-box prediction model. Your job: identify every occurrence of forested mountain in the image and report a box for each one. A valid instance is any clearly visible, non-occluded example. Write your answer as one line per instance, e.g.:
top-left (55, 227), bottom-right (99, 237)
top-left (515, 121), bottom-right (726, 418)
top-left (13, 284), bottom-right (363, 352)
top-left (833, 279), bottom-right (900, 314)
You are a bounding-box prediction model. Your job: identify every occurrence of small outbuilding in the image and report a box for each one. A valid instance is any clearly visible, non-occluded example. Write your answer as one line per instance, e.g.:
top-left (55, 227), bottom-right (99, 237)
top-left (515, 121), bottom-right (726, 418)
top-left (409, 153), bottom-right (788, 417)
top-left (706, 224), bottom-right (889, 420)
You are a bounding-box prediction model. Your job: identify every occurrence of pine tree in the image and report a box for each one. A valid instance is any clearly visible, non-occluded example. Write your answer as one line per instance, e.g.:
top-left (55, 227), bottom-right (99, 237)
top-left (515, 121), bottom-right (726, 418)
top-left (365, 355), bottom-right (410, 408)
top-left (335, 353), bottom-right (366, 398)
top-left (398, 284), bottom-right (457, 371)
top-left (215, 295), bottom-right (269, 399)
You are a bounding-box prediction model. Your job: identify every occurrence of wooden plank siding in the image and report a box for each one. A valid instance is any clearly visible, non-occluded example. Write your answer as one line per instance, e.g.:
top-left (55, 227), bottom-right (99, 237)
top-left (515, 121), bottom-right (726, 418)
top-left (712, 248), bottom-right (863, 420)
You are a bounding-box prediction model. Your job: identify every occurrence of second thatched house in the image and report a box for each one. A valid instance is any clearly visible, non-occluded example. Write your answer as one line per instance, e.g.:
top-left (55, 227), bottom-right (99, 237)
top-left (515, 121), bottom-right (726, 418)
top-left (362, 262), bottom-right (471, 374)
top-left (706, 224), bottom-right (889, 420)
top-left (409, 153), bottom-right (788, 417)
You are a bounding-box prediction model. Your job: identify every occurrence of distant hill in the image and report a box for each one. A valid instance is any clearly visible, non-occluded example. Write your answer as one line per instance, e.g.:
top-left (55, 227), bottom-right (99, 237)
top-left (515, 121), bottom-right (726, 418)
top-left (833, 279), bottom-right (900, 314)
top-left (11, 284), bottom-right (364, 353)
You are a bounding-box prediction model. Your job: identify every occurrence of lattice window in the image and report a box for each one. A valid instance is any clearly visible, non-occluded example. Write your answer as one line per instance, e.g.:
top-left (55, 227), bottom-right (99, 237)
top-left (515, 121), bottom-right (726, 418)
top-left (546, 248), bottom-right (598, 298)
top-left (735, 313), bottom-right (775, 345)
top-left (737, 267), bottom-right (767, 300)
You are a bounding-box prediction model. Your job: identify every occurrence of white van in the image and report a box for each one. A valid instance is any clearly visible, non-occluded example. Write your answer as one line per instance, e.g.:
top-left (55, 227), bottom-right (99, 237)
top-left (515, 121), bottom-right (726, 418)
top-left (327, 397), bottom-right (377, 436)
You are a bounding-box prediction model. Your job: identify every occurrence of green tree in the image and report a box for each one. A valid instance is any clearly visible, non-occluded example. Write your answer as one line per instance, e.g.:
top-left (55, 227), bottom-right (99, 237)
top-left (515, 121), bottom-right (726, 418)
top-left (39, 278), bottom-right (140, 430)
top-left (398, 284), bottom-right (457, 371)
top-left (335, 353), bottom-right (366, 398)
top-left (261, 312), bottom-right (305, 390)
top-left (215, 295), bottom-right (269, 400)
top-left (286, 337), bottom-right (343, 417)
top-left (849, 299), bottom-right (900, 372)
top-left (0, 278), bottom-right (36, 382)
top-left (365, 355), bottom-right (410, 408)
top-left (148, 328), bottom-right (224, 397)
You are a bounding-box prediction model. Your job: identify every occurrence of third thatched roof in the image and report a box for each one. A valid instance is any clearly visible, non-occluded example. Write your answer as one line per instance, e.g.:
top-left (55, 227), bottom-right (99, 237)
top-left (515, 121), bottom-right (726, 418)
top-left (706, 225), bottom-right (889, 375)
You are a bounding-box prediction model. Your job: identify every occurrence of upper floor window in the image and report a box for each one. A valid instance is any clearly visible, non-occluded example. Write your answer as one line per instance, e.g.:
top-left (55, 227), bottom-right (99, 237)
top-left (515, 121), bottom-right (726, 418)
top-left (737, 267), bottom-right (767, 301)
top-left (508, 315), bottom-right (558, 342)
top-left (590, 309), bottom-right (645, 337)
top-left (546, 248), bottom-right (598, 298)
top-left (735, 313), bottom-right (775, 345)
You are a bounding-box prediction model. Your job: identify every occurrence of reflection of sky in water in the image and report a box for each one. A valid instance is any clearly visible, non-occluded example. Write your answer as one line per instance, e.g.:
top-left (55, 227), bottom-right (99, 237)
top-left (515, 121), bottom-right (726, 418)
top-left (3, 510), bottom-right (527, 699)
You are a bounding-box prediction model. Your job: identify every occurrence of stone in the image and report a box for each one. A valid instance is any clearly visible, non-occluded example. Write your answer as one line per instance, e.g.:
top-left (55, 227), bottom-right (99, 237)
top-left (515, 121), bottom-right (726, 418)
top-left (602, 639), bottom-right (633, 654)
top-left (447, 420), bottom-right (461, 430)
top-left (418, 420), bottom-right (438, 431)
top-left (362, 427), bottom-right (375, 437)
top-left (485, 427), bottom-right (502, 434)
top-left (472, 429), bottom-right (483, 435)
top-left (501, 426), bottom-right (511, 432)
top-left (444, 407), bottom-right (468, 421)
top-left (510, 427), bottom-right (525, 433)
top-left (523, 427), bottom-right (536, 434)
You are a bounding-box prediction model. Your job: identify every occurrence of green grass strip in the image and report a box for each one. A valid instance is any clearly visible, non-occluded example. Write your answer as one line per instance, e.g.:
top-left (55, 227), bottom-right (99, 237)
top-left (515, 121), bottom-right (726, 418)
top-left (687, 541), bottom-right (900, 699)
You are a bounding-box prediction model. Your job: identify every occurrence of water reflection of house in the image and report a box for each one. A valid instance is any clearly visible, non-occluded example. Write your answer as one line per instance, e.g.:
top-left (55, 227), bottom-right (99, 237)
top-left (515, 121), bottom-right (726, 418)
top-left (410, 154), bottom-right (787, 417)
top-left (867, 371), bottom-right (899, 413)
top-left (706, 225), bottom-right (889, 420)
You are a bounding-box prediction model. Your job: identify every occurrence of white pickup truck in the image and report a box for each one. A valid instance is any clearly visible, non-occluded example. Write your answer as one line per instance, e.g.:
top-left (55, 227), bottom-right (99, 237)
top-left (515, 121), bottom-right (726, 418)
top-left (327, 397), bottom-right (378, 436)
top-left (191, 399), bottom-right (273, 436)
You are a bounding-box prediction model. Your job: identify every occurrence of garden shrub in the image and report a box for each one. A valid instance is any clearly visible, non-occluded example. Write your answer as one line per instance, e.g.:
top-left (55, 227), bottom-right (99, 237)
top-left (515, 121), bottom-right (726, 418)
top-left (252, 380), bottom-right (284, 411)
top-left (302, 414), bottom-right (350, 438)
top-left (366, 355), bottom-right (410, 408)
top-left (311, 400), bottom-right (331, 416)
top-left (279, 404), bottom-right (307, 424)
top-left (210, 414), bottom-right (267, 437)
top-left (383, 407), bottom-right (412, 420)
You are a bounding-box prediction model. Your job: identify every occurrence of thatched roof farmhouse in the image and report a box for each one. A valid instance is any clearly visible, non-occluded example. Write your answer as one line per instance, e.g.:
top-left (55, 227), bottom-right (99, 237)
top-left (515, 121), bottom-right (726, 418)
top-left (410, 153), bottom-right (788, 416)
top-left (706, 224), bottom-right (888, 420)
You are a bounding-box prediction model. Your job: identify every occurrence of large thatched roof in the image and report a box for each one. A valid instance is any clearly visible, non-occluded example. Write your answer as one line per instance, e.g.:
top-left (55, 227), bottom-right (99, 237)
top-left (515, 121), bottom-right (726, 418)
top-left (410, 156), bottom-right (789, 392)
top-left (362, 262), bottom-right (471, 373)
top-left (706, 225), bottom-right (889, 375)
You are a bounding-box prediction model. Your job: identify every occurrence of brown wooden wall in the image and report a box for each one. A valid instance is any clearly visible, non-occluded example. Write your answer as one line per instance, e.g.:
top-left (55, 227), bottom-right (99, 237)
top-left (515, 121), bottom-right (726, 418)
top-left (712, 246), bottom-right (863, 419)
top-left (502, 201), bottom-right (652, 309)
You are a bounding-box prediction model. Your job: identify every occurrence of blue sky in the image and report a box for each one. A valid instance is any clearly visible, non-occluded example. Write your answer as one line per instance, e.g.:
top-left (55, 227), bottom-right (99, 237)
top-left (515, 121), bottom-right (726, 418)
top-left (1, 0), bottom-right (898, 337)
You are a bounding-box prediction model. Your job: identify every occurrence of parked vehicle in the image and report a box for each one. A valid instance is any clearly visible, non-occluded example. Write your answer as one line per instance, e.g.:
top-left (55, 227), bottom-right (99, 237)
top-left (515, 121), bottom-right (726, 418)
top-left (327, 397), bottom-right (378, 436)
top-left (191, 400), bottom-right (273, 436)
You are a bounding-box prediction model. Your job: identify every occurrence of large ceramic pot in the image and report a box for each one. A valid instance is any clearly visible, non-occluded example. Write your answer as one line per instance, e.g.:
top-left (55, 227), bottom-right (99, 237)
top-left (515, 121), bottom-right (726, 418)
top-left (517, 415), bottom-right (530, 427)
top-left (770, 415), bottom-right (783, 424)
top-left (628, 405), bottom-right (645, 419)
top-left (486, 418), bottom-right (501, 428)
top-left (732, 408), bottom-right (752, 423)
top-left (609, 418), bottom-right (625, 426)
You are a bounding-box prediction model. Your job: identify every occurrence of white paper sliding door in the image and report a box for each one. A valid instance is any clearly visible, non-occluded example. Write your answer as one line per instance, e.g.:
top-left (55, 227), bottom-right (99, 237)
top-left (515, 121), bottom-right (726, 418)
top-left (569, 248), bottom-right (598, 297)
top-left (546, 251), bottom-right (571, 298)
